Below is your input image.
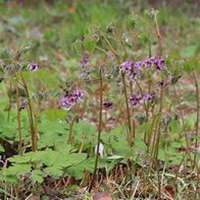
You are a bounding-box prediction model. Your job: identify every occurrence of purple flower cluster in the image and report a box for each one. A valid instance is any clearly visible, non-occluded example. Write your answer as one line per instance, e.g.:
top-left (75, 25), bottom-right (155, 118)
top-left (143, 92), bottom-right (156, 102)
top-left (129, 92), bottom-right (156, 106)
top-left (120, 60), bottom-right (134, 73)
top-left (59, 89), bottom-right (84, 109)
top-left (120, 60), bottom-right (140, 79)
top-left (129, 94), bottom-right (143, 106)
top-left (143, 57), bottom-right (165, 70)
top-left (28, 63), bottom-right (39, 72)
top-left (120, 57), bottom-right (165, 79)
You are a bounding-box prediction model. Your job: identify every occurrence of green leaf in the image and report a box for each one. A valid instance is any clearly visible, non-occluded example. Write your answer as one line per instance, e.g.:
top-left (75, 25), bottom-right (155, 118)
top-left (44, 166), bottom-right (63, 177)
top-left (74, 121), bottom-right (97, 144)
top-left (169, 119), bottom-right (182, 134)
top-left (39, 118), bottom-right (68, 148)
top-left (111, 139), bottom-right (133, 158)
top-left (66, 158), bottom-right (95, 179)
top-left (31, 170), bottom-right (44, 183)
top-left (3, 164), bottom-right (31, 177)
top-left (9, 154), bottom-right (32, 163)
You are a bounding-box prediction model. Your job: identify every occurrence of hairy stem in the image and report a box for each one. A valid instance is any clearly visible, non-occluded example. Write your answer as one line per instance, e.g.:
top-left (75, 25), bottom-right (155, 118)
top-left (193, 72), bottom-right (199, 168)
top-left (15, 80), bottom-right (23, 155)
top-left (154, 11), bottom-right (162, 56)
top-left (154, 85), bottom-right (164, 160)
top-left (89, 68), bottom-right (103, 192)
top-left (20, 73), bottom-right (37, 152)
top-left (67, 116), bottom-right (77, 144)
top-left (122, 72), bottom-right (133, 145)
top-left (7, 81), bottom-right (12, 121)
top-left (192, 71), bottom-right (200, 199)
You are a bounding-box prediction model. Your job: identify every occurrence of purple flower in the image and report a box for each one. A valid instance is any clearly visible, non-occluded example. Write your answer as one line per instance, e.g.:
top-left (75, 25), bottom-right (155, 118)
top-left (143, 92), bottom-right (156, 102)
top-left (134, 61), bottom-right (144, 70)
top-left (120, 60), bottom-right (134, 73)
top-left (28, 63), bottom-right (39, 71)
top-left (143, 57), bottom-right (165, 70)
top-left (120, 60), bottom-right (141, 79)
top-left (129, 94), bottom-right (143, 106)
top-left (153, 57), bottom-right (165, 70)
top-left (144, 58), bottom-right (153, 68)
top-left (80, 53), bottom-right (89, 68)
top-left (59, 89), bottom-right (84, 109)
top-left (73, 89), bottom-right (84, 99)
top-left (103, 101), bottom-right (113, 110)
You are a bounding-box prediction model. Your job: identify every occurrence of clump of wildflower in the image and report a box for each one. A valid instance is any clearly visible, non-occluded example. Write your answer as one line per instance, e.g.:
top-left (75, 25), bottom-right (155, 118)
top-left (143, 57), bottom-right (165, 70)
top-left (120, 57), bottom-right (165, 80)
top-left (120, 60), bottom-right (140, 79)
top-left (120, 60), bottom-right (134, 73)
top-left (59, 89), bottom-right (84, 109)
top-left (103, 101), bottom-right (113, 110)
top-left (28, 63), bottom-right (39, 71)
top-left (129, 94), bottom-right (143, 106)
top-left (130, 92), bottom-right (156, 106)
top-left (134, 61), bottom-right (143, 70)
top-left (143, 92), bottom-right (156, 103)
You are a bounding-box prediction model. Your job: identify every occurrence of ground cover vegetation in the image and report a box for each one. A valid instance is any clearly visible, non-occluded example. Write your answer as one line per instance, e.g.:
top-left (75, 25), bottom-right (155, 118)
top-left (0, 0), bottom-right (200, 199)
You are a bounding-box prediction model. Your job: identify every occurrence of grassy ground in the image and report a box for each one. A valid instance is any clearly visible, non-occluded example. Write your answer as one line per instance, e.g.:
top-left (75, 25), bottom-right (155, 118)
top-left (0, 0), bottom-right (200, 199)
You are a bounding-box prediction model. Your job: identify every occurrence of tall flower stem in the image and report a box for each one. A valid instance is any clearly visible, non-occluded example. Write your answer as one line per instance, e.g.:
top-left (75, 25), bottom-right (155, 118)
top-left (129, 81), bottom-right (136, 142)
top-left (102, 35), bottom-right (134, 144)
top-left (154, 11), bottom-right (162, 56)
top-left (67, 116), bottom-right (78, 144)
top-left (192, 71), bottom-right (200, 200)
top-left (15, 79), bottom-right (23, 155)
top-left (152, 85), bottom-right (164, 200)
top-left (89, 67), bottom-right (103, 192)
top-left (122, 72), bottom-right (133, 145)
top-left (193, 71), bottom-right (199, 168)
top-left (20, 73), bottom-right (37, 152)
top-left (7, 81), bottom-right (12, 121)
top-left (154, 85), bottom-right (164, 160)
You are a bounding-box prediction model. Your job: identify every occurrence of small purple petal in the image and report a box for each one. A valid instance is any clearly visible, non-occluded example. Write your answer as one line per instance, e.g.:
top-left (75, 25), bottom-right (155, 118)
top-left (59, 89), bottom-right (84, 109)
top-left (129, 94), bottom-right (143, 106)
top-left (134, 61), bottom-right (143, 69)
top-left (120, 60), bottom-right (134, 73)
top-left (28, 63), bottom-right (39, 71)
top-left (143, 92), bottom-right (156, 102)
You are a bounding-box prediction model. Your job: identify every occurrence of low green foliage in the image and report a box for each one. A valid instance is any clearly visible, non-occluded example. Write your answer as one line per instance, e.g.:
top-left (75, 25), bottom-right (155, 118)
top-left (0, 0), bottom-right (200, 199)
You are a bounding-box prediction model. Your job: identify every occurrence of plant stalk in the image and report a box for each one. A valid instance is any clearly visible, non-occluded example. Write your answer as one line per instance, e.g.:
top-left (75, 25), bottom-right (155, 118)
top-left (15, 80), bottom-right (23, 155)
top-left (122, 72), bottom-right (133, 145)
top-left (89, 67), bottom-right (103, 192)
top-left (20, 72), bottom-right (37, 152)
